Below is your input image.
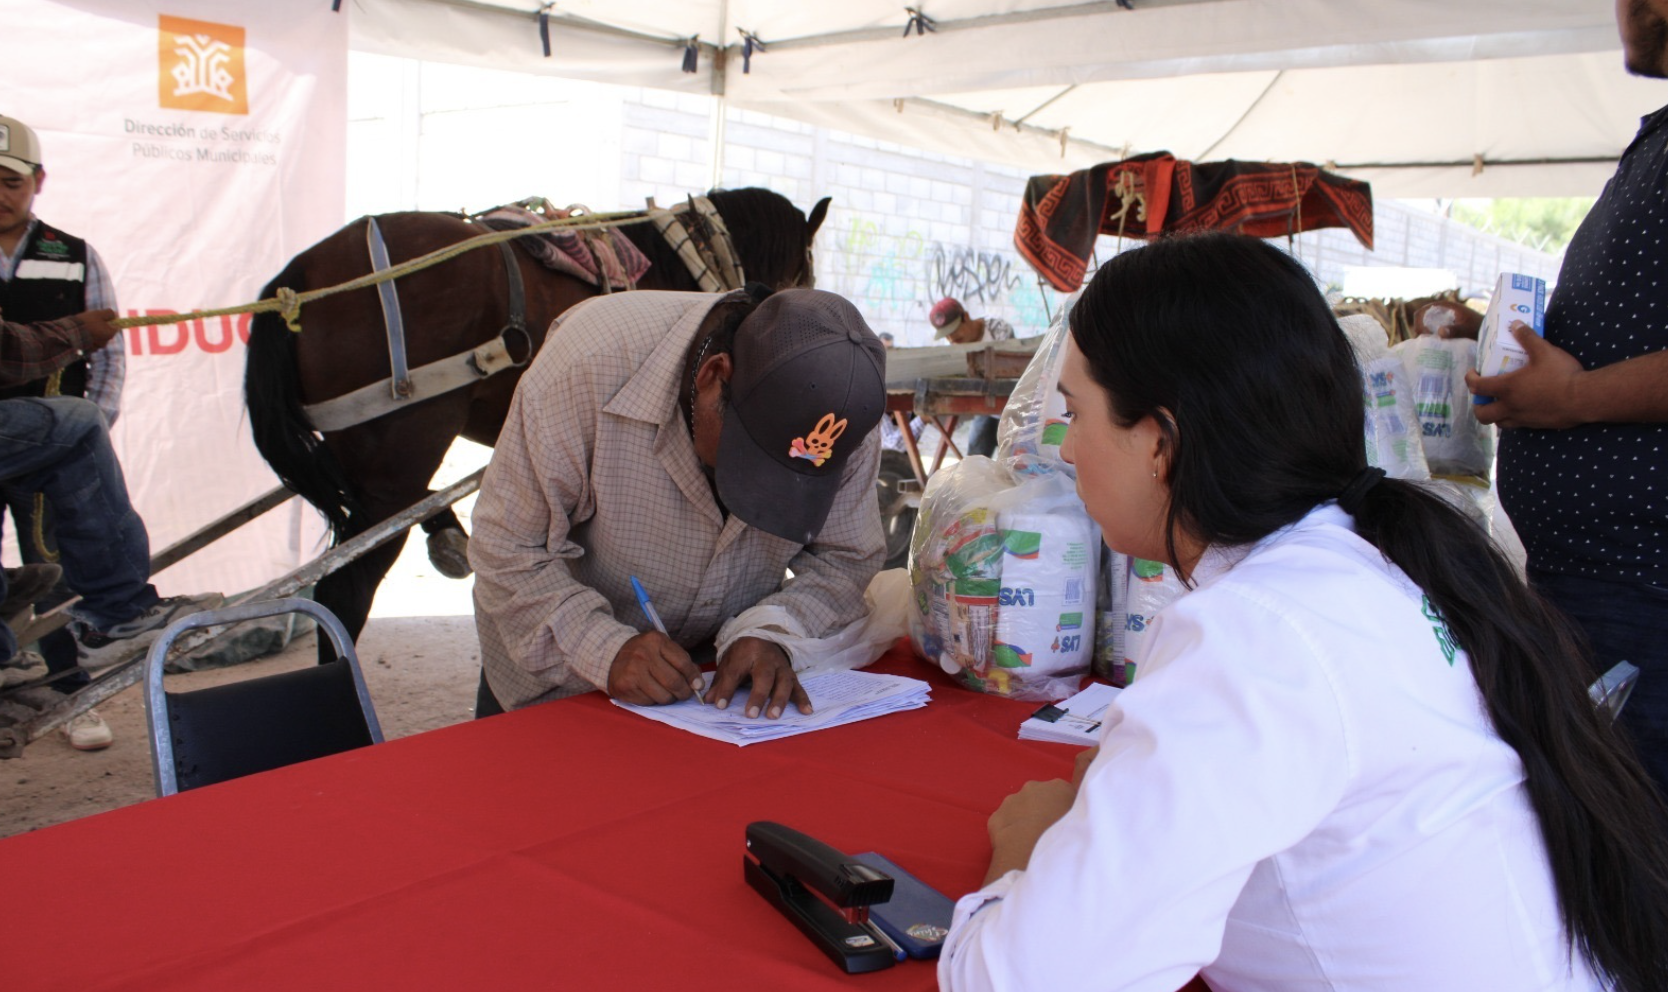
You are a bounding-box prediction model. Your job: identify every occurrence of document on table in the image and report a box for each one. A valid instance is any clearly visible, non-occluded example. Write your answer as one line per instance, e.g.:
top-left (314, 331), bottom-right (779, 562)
top-left (613, 669), bottom-right (931, 746)
top-left (1017, 682), bottom-right (1120, 745)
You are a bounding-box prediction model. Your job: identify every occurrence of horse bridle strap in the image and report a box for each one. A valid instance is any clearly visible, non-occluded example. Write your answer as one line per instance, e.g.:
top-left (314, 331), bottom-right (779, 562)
top-left (365, 217), bottom-right (413, 400)
top-left (494, 236), bottom-right (528, 337)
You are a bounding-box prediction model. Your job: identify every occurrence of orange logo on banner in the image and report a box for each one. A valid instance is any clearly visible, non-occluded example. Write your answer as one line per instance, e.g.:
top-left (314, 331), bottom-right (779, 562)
top-left (157, 15), bottom-right (248, 115)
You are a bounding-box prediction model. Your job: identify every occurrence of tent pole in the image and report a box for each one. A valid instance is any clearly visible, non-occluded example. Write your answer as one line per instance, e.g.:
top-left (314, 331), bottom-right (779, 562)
top-left (708, 4), bottom-right (731, 190)
top-left (709, 97), bottom-right (728, 189)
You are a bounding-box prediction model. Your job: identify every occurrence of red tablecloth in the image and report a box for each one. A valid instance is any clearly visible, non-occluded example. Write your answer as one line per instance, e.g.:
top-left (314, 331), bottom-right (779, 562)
top-left (1, 643), bottom-right (1208, 991)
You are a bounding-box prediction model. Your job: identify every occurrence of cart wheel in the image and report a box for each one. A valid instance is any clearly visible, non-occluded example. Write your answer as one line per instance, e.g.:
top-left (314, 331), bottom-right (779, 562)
top-left (876, 449), bottom-right (917, 571)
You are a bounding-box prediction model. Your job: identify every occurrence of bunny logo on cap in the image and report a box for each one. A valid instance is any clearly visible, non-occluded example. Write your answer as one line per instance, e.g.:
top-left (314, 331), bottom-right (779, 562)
top-left (789, 413), bottom-right (847, 467)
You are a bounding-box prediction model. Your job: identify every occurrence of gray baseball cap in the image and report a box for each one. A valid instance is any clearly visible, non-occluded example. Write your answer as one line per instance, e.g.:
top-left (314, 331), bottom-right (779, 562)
top-left (717, 289), bottom-right (886, 544)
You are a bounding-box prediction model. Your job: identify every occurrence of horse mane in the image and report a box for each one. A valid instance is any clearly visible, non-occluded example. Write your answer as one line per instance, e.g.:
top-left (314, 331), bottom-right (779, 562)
top-left (621, 187), bottom-right (808, 291)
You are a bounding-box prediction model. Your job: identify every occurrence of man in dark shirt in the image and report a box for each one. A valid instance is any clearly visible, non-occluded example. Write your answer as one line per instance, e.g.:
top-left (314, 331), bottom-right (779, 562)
top-left (1467, 0), bottom-right (1668, 796)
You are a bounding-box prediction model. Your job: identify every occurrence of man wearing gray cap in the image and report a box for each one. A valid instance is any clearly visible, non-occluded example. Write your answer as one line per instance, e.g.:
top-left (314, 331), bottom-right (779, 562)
top-left (471, 285), bottom-right (887, 721)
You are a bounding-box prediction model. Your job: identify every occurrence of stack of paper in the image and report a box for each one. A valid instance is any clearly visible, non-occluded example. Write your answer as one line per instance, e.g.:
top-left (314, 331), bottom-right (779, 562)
top-left (613, 669), bottom-right (931, 746)
top-left (1017, 682), bottom-right (1121, 746)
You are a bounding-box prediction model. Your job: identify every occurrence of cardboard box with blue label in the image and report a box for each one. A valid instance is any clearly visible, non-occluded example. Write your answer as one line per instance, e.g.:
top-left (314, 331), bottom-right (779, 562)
top-left (1473, 272), bottom-right (1546, 405)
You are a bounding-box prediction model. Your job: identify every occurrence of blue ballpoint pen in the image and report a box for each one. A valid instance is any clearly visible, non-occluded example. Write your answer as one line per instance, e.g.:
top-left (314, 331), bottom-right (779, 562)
top-left (630, 575), bottom-right (704, 703)
top-left (629, 575), bottom-right (668, 635)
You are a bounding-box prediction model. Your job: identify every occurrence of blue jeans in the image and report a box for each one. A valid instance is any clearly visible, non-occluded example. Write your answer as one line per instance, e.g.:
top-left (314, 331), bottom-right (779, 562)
top-left (0, 397), bottom-right (157, 660)
top-left (1530, 569), bottom-right (1668, 800)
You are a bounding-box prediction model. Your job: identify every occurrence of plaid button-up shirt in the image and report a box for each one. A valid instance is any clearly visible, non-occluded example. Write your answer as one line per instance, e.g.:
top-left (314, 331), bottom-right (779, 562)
top-left (471, 291), bottom-right (884, 709)
top-left (0, 312), bottom-right (103, 387)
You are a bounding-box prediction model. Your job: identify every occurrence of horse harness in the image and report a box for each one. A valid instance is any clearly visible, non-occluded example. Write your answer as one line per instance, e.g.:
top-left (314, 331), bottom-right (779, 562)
top-left (301, 217), bottom-right (532, 433)
top-left (646, 195), bottom-right (746, 294)
top-left (299, 198), bottom-right (744, 434)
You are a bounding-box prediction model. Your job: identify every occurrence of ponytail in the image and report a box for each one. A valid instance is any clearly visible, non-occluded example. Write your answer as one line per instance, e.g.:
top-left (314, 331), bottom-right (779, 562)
top-left (1351, 478), bottom-right (1668, 991)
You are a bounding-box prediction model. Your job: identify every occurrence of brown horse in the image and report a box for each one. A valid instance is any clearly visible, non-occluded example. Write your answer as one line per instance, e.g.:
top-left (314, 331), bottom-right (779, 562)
top-left (244, 188), bottom-right (830, 651)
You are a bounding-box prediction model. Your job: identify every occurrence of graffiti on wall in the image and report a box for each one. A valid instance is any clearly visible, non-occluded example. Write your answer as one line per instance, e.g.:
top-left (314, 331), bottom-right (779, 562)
top-left (835, 216), bottom-right (926, 320)
top-left (830, 214), bottom-right (1061, 335)
top-left (927, 243), bottom-right (1057, 331)
top-left (928, 245), bottom-right (1018, 307)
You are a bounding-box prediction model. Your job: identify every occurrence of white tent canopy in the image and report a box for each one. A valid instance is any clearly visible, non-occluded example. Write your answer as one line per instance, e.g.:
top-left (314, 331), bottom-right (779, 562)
top-left (349, 0), bottom-right (1668, 197)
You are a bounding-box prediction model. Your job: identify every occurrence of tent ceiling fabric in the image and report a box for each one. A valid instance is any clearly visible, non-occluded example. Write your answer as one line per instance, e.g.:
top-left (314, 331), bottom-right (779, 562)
top-left (352, 0), bottom-right (1666, 196)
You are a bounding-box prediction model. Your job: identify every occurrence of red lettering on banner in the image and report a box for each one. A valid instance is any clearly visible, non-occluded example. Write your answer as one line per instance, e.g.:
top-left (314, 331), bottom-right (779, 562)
top-left (123, 308), bottom-right (251, 355)
top-left (196, 315), bottom-right (236, 353)
top-left (125, 309), bottom-right (176, 356)
top-left (148, 318), bottom-right (191, 356)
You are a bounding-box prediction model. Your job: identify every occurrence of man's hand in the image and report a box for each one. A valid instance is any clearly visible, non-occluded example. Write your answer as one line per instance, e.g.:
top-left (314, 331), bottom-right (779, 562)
top-left (1465, 322), bottom-right (1587, 429)
top-left (606, 631), bottom-right (704, 706)
top-left (707, 636), bottom-right (810, 719)
top-left (983, 778), bottom-right (1078, 885)
top-left (75, 309), bottom-right (121, 353)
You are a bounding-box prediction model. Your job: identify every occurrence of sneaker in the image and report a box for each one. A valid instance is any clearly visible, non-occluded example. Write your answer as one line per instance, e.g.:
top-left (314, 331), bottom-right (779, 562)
top-left (61, 708), bottom-right (114, 751)
top-left (73, 593), bottom-right (225, 671)
top-left (1, 563), bottom-right (63, 626)
top-left (1, 649), bottom-right (48, 688)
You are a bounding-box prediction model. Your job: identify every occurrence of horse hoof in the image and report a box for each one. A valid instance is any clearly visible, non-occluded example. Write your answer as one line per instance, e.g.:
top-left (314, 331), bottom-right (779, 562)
top-left (427, 529), bottom-right (473, 579)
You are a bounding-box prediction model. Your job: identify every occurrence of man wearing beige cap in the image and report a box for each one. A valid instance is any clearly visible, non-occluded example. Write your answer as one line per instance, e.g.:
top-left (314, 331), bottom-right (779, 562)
top-left (0, 113), bottom-right (128, 750)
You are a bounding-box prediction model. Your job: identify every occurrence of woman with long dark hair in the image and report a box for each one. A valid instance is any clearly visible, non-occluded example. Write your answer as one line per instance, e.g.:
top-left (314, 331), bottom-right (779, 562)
top-left (939, 233), bottom-right (1668, 992)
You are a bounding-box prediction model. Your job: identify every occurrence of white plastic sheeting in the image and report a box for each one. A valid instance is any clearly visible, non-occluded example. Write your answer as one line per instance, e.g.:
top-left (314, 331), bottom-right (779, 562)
top-left (347, 0), bottom-right (1668, 196)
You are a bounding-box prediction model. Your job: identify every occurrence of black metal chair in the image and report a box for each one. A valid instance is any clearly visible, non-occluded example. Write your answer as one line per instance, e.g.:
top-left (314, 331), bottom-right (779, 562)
top-left (144, 598), bottom-right (384, 797)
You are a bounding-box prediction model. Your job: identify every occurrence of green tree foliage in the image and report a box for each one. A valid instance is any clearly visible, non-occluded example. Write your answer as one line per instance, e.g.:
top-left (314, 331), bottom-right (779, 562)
top-left (1451, 198), bottom-right (1596, 253)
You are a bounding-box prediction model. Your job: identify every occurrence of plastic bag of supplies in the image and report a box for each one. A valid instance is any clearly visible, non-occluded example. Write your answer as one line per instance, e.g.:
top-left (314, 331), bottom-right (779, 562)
top-left (1340, 314), bottom-right (1431, 482)
top-left (907, 456), bottom-right (1097, 701)
top-left (1121, 557), bottom-right (1188, 685)
top-left (996, 290), bottom-right (1081, 480)
top-left (1391, 335), bottom-right (1494, 478)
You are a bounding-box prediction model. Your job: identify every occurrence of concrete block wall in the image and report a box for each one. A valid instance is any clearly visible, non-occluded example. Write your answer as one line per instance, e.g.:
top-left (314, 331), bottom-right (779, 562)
top-left (347, 59), bottom-right (1563, 342)
top-left (720, 121), bottom-right (1062, 346)
top-left (609, 92), bottom-right (1564, 346)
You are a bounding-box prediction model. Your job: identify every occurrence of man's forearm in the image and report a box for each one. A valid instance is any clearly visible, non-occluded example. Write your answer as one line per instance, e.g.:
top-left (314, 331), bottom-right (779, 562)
top-left (0, 314), bottom-right (95, 386)
top-left (1573, 348), bottom-right (1668, 424)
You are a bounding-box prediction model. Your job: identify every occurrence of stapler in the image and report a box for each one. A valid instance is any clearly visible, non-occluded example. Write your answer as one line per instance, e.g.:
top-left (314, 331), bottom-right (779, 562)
top-left (744, 821), bottom-right (899, 974)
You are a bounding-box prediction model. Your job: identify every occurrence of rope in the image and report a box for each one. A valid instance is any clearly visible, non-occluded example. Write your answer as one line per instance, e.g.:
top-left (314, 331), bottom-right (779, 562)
top-left (108, 208), bottom-right (657, 334)
top-left (1287, 163), bottom-right (1304, 255)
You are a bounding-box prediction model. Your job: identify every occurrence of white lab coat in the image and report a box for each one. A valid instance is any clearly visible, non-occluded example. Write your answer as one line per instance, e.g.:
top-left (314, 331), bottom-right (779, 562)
top-left (940, 505), bottom-right (1600, 992)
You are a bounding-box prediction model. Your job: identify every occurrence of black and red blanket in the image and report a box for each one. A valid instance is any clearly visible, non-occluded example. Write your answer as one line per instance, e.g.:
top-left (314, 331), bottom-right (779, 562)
top-left (1015, 152), bottom-right (1374, 292)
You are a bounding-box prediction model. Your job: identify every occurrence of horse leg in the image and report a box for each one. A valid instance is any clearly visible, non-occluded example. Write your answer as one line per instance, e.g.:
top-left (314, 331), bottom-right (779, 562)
top-left (420, 506), bottom-right (472, 579)
top-left (310, 397), bottom-right (471, 662)
top-left (313, 524), bottom-right (409, 664)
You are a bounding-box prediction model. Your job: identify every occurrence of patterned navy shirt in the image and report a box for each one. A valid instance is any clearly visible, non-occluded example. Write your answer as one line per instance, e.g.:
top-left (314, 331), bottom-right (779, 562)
top-left (1498, 104), bottom-right (1668, 585)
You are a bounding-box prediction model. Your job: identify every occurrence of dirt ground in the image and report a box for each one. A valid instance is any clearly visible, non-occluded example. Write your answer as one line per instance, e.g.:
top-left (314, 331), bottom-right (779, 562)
top-left (0, 492), bottom-right (486, 839)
